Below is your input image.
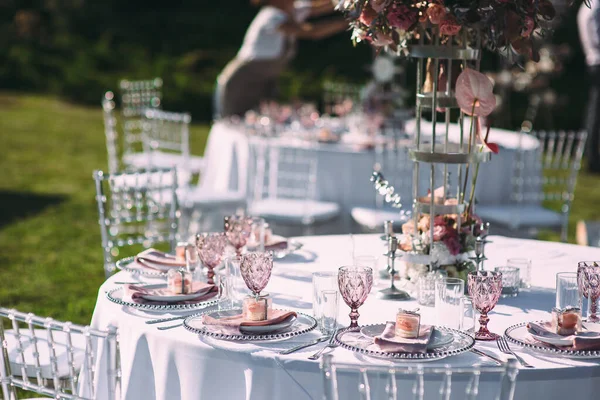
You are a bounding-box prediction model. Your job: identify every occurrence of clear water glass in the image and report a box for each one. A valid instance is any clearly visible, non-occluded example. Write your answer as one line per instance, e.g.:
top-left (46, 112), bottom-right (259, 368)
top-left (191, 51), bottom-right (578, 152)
top-left (556, 272), bottom-right (580, 310)
top-left (225, 255), bottom-right (246, 308)
top-left (435, 278), bottom-right (465, 329)
top-left (317, 290), bottom-right (338, 335)
top-left (459, 296), bottom-right (476, 333)
top-left (495, 266), bottom-right (520, 298)
top-left (247, 217), bottom-right (266, 252)
top-left (418, 272), bottom-right (441, 307)
top-left (185, 245), bottom-right (200, 271)
top-left (312, 272), bottom-right (338, 323)
top-left (353, 255), bottom-right (377, 269)
top-left (507, 258), bottom-right (531, 289)
top-left (217, 274), bottom-right (234, 311)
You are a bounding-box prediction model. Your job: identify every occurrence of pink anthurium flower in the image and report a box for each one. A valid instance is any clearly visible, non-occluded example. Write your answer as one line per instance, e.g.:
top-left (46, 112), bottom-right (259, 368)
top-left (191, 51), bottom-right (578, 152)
top-left (455, 68), bottom-right (496, 117)
top-left (474, 117), bottom-right (499, 154)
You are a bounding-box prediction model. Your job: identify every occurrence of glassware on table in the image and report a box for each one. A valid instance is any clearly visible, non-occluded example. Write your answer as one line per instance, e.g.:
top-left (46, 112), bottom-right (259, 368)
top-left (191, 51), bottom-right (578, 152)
top-left (196, 232), bottom-right (228, 285)
top-left (418, 271), bottom-right (445, 307)
top-left (578, 261), bottom-right (600, 322)
top-left (224, 215), bottom-right (253, 255)
top-left (185, 245), bottom-right (201, 276)
top-left (556, 272), bottom-right (580, 310)
top-left (468, 271), bottom-right (503, 341)
top-left (338, 266), bottom-right (373, 328)
top-left (246, 217), bottom-right (266, 252)
top-left (240, 251), bottom-right (274, 299)
top-left (317, 290), bottom-right (338, 335)
top-left (459, 296), bottom-right (476, 333)
top-left (225, 255), bottom-right (247, 308)
top-left (495, 266), bottom-right (520, 298)
top-left (507, 258), bottom-right (532, 289)
top-left (353, 255), bottom-right (378, 269)
top-left (312, 272), bottom-right (338, 325)
top-left (434, 278), bottom-right (466, 330)
top-left (217, 274), bottom-right (235, 311)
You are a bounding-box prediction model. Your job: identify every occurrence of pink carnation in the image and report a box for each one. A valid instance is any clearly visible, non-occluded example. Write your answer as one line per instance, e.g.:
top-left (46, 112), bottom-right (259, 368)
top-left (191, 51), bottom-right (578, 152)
top-left (387, 4), bottom-right (418, 31)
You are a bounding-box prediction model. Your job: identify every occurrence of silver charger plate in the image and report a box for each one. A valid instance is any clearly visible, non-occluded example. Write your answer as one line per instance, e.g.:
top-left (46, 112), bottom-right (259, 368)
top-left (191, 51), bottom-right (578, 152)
top-left (116, 256), bottom-right (169, 278)
top-left (505, 321), bottom-right (600, 359)
top-left (184, 308), bottom-right (317, 341)
top-left (335, 324), bottom-right (474, 360)
top-left (106, 285), bottom-right (217, 312)
top-left (359, 325), bottom-right (455, 350)
top-left (135, 284), bottom-right (214, 302)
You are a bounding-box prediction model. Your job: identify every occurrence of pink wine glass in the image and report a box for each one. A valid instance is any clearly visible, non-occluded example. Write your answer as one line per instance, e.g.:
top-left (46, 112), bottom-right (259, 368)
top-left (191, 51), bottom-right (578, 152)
top-left (224, 215), bottom-right (253, 255)
top-left (468, 271), bottom-right (503, 341)
top-left (579, 262), bottom-right (600, 322)
top-left (196, 232), bottom-right (227, 285)
top-left (338, 266), bottom-right (373, 329)
top-left (240, 252), bottom-right (273, 299)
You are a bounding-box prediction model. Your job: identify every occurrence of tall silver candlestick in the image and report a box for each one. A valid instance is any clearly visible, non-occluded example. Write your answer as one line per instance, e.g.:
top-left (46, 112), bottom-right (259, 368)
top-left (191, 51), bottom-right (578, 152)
top-left (377, 236), bottom-right (410, 300)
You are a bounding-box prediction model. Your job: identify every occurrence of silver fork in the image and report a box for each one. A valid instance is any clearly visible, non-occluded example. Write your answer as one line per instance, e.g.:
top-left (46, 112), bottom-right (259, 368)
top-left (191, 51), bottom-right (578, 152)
top-left (496, 336), bottom-right (534, 368)
top-left (308, 334), bottom-right (338, 360)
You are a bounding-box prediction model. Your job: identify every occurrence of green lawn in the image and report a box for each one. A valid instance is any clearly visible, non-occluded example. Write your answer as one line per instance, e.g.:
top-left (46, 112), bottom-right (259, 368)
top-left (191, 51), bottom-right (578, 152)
top-left (0, 92), bottom-right (599, 325)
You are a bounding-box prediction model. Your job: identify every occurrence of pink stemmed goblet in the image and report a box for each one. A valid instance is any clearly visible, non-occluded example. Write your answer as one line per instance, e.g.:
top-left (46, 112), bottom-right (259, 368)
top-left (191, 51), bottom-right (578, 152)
top-left (468, 271), bottom-right (503, 341)
top-left (338, 266), bottom-right (373, 329)
top-left (240, 252), bottom-right (273, 299)
top-left (196, 232), bottom-right (227, 285)
top-left (578, 261), bottom-right (600, 322)
top-left (224, 215), bottom-right (253, 255)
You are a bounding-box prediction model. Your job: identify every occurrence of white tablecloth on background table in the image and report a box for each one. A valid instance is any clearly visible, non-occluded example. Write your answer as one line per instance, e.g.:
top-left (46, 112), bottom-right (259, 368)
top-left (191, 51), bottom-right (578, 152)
top-left (91, 235), bottom-right (600, 400)
top-left (202, 121), bottom-right (540, 214)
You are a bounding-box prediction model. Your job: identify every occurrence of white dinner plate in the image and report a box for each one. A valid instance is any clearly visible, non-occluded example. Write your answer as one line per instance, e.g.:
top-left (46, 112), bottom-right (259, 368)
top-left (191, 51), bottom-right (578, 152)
top-left (359, 325), bottom-right (455, 350)
top-left (527, 321), bottom-right (600, 347)
top-left (136, 284), bottom-right (211, 302)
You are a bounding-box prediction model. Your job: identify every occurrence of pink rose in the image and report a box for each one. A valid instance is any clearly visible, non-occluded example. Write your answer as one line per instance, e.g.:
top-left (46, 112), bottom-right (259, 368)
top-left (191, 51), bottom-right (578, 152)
top-left (418, 215), bottom-right (431, 232)
top-left (427, 4), bottom-right (446, 25)
top-left (370, 0), bottom-right (391, 13)
top-left (433, 225), bottom-right (446, 241)
top-left (401, 220), bottom-right (416, 235)
top-left (387, 4), bottom-right (418, 31)
top-left (439, 17), bottom-right (461, 36)
top-left (521, 17), bottom-right (534, 37)
top-left (359, 4), bottom-right (378, 26)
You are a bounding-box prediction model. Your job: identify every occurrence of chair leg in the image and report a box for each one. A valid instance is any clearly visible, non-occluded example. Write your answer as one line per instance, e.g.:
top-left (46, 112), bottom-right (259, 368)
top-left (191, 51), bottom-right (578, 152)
top-left (560, 217), bottom-right (569, 243)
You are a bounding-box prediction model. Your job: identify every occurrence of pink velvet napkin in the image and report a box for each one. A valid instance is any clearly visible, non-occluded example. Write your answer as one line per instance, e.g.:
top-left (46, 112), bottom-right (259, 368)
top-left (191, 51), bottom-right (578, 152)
top-left (134, 248), bottom-right (186, 271)
top-left (202, 310), bottom-right (297, 328)
top-left (265, 235), bottom-right (288, 251)
top-left (127, 282), bottom-right (217, 305)
top-left (527, 321), bottom-right (600, 351)
top-left (373, 321), bottom-right (433, 353)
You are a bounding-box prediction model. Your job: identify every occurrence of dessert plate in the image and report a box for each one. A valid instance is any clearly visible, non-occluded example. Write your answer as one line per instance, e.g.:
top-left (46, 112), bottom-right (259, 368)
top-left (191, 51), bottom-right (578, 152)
top-left (359, 325), bottom-right (455, 350)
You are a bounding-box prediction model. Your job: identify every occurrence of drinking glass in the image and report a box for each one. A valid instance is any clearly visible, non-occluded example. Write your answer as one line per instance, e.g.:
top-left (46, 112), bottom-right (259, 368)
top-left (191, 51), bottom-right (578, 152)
top-left (224, 215), bottom-right (253, 255)
top-left (225, 255), bottom-right (247, 308)
top-left (578, 261), bottom-right (600, 322)
top-left (495, 266), bottom-right (520, 298)
top-left (459, 296), bottom-right (477, 333)
top-left (240, 251), bottom-right (274, 299)
top-left (338, 266), bottom-right (373, 328)
top-left (246, 217), bottom-right (266, 252)
top-left (317, 290), bottom-right (338, 335)
top-left (185, 245), bottom-right (201, 275)
top-left (434, 278), bottom-right (465, 329)
top-left (418, 271), bottom-right (444, 307)
top-left (507, 258), bottom-right (532, 289)
top-left (556, 272), bottom-right (580, 310)
top-left (217, 274), bottom-right (234, 311)
top-left (468, 271), bottom-right (503, 341)
top-left (353, 255), bottom-right (378, 269)
top-left (196, 232), bottom-right (228, 285)
top-left (312, 272), bottom-right (338, 324)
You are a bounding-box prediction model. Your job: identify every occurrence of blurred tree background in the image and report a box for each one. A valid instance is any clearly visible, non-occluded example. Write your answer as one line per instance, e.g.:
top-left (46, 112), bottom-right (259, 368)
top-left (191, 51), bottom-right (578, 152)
top-left (0, 0), bottom-right (588, 127)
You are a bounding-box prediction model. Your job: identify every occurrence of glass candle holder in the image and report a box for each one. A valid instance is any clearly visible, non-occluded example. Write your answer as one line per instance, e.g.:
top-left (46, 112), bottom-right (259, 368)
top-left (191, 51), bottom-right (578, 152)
top-left (552, 307), bottom-right (582, 336)
top-left (395, 309), bottom-right (421, 338)
top-left (243, 295), bottom-right (272, 321)
top-left (167, 269), bottom-right (192, 294)
top-left (175, 242), bottom-right (188, 262)
top-left (418, 272), bottom-right (441, 307)
top-left (494, 266), bottom-right (520, 298)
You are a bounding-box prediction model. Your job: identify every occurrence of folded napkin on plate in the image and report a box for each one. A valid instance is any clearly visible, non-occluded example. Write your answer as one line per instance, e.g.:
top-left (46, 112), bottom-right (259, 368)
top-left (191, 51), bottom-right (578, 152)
top-left (134, 248), bottom-right (185, 270)
top-left (127, 282), bottom-right (217, 305)
top-left (373, 321), bottom-right (433, 353)
top-left (202, 310), bottom-right (297, 328)
top-left (527, 321), bottom-right (600, 351)
top-left (265, 235), bottom-right (288, 251)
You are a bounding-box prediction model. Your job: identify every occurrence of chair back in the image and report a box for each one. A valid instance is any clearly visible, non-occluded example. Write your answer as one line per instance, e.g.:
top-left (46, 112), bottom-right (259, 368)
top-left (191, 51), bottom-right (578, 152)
top-left (321, 355), bottom-right (519, 400)
top-left (0, 308), bottom-right (119, 400)
top-left (102, 92), bottom-right (119, 174)
top-left (322, 81), bottom-right (363, 117)
top-left (119, 78), bottom-right (163, 155)
top-left (512, 130), bottom-right (587, 211)
top-left (93, 168), bottom-right (180, 278)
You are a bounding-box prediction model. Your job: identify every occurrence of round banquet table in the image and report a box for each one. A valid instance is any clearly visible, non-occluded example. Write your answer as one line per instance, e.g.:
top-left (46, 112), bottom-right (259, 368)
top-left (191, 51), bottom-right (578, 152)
top-left (202, 120), bottom-right (541, 215)
top-left (90, 235), bottom-right (600, 400)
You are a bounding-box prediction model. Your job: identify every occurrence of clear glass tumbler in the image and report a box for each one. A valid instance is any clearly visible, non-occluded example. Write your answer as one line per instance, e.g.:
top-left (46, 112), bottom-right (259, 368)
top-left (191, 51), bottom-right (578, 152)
top-left (435, 278), bottom-right (465, 329)
top-left (317, 289), bottom-right (338, 335)
top-left (556, 272), bottom-right (580, 310)
top-left (507, 258), bottom-right (532, 289)
top-left (312, 272), bottom-right (338, 326)
top-left (495, 266), bottom-right (520, 298)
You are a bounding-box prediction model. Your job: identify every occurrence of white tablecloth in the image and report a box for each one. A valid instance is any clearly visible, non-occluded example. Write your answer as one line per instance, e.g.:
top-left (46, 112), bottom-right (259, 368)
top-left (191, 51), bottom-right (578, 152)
top-left (91, 235), bottom-right (600, 400)
top-left (202, 120), bottom-right (540, 214)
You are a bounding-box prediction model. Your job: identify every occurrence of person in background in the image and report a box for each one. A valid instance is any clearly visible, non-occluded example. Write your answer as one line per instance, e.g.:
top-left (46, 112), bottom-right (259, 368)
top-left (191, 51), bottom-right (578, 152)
top-left (578, 1), bottom-right (600, 173)
top-left (214, 0), bottom-right (348, 119)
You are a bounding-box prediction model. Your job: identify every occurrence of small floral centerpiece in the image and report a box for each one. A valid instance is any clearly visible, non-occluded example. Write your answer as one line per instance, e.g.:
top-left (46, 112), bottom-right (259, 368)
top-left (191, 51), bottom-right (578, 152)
top-left (335, 0), bottom-right (559, 60)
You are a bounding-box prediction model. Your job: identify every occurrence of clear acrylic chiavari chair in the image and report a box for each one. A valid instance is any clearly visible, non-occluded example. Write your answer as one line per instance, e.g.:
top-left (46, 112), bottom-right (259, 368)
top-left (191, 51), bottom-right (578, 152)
top-left (93, 168), bottom-right (180, 278)
top-left (247, 136), bottom-right (340, 230)
top-left (0, 308), bottom-right (119, 400)
top-left (321, 355), bottom-right (519, 400)
top-left (102, 92), bottom-right (120, 174)
top-left (477, 130), bottom-right (587, 242)
top-left (119, 78), bottom-right (162, 160)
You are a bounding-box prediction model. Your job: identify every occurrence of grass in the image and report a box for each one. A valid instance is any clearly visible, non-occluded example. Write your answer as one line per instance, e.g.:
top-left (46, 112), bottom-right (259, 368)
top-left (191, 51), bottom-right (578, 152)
top-left (1, 91), bottom-right (600, 325)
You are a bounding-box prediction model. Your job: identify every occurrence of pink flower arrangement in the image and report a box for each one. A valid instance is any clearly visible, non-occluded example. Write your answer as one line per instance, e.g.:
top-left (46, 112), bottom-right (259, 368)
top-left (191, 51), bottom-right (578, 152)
top-left (387, 4), bottom-right (418, 31)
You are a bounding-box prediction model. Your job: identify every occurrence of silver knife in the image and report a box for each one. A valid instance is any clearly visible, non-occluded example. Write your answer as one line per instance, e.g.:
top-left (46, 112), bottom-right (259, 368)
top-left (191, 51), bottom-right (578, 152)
top-left (146, 315), bottom-right (188, 325)
top-left (279, 336), bottom-right (330, 355)
top-left (470, 348), bottom-right (504, 365)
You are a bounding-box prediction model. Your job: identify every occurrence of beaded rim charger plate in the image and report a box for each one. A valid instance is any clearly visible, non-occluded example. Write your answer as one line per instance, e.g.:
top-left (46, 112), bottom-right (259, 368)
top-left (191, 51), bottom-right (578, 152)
top-left (106, 285), bottom-right (217, 312)
top-left (335, 324), bottom-right (475, 360)
top-left (505, 321), bottom-right (600, 359)
top-left (116, 256), bottom-right (169, 278)
top-left (183, 308), bottom-right (317, 341)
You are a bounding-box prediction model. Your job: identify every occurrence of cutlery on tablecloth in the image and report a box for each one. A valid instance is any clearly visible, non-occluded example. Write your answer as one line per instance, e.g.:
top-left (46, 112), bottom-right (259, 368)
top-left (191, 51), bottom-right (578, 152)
top-left (146, 315), bottom-right (190, 324)
top-left (279, 336), bottom-right (330, 355)
top-left (114, 281), bottom-right (142, 285)
top-left (157, 322), bottom-right (184, 330)
top-left (470, 348), bottom-right (504, 365)
top-left (308, 335), bottom-right (338, 360)
top-left (496, 336), bottom-right (534, 368)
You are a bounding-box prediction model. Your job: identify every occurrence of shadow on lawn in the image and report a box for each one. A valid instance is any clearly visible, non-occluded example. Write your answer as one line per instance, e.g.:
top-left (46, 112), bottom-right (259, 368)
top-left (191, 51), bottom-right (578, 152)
top-left (0, 190), bottom-right (66, 229)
